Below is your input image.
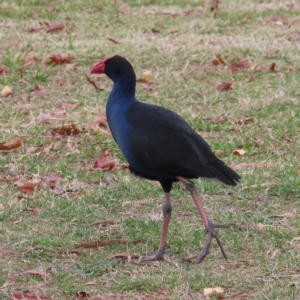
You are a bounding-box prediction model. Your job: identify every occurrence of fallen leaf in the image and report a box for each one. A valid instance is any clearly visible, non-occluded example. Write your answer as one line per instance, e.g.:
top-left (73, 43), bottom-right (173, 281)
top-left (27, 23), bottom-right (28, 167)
top-left (39, 111), bottom-right (66, 124)
top-left (217, 81), bottom-right (233, 91)
top-left (43, 143), bottom-right (53, 155)
top-left (232, 149), bottom-right (246, 156)
top-left (258, 223), bottom-right (268, 237)
top-left (292, 237), bottom-right (300, 241)
top-left (0, 249), bottom-right (22, 256)
top-left (203, 287), bottom-right (224, 299)
top-left (25, 145), bottom-right (43, 155)
top-left (10, 294), bottom-right (49, 300)
top-left (45, 22), bottom-right (65, 33)
top-left (0, 64), bottom-right (9, 74)
top-left (22, 54), bottom-right (39, 67)
top-left (88, 116), bottom-right (108, 133)
top-left (93, 151), bottom-right (125, 171)
top-left (51, 124), bottom-right (82, 136)
top-left (272, 212), bottom-right (296, 218)
top-left (142, 83), bottom-right (154, 91)
top-left (31, 90), bottom-right (49, 98)
top-left (14, 181), bottom-right (39, 195)
top-left (76, 292), bottom-right (90, 300)
top-left (75, 239), bottom-right (144, 249)
top-left (107, 37), bottom-right (120, 44)
top-left (203, 114), bottom-right (227, 124)
top-left (107, 252), bottom-right (140, 260)
top-left (269, 62), bottom-right (276, 72)
top-left (236, 115), bottom-right (255, 124)
top-left (284, 134), bottom-right (292, 143)
top-left (228, 57), bottom-right (250, 72)
top-left (0, 85), bottom-right (12, 97)
top-left (0, 137), bottom-right (26, 151)
top-left (88, 219), bottom-right (121, 227)
top-left (142, 70), bottom-right (152, 79)
top-left (57, 102), bottom-right (77, 110)
top-left (25, 270), bottom-right (52, 277)
top-left (212, 54), bottom-right (225, 66)
top-left (47, 53), bottom-right (73, 65)
top-left (26, 207), bottom-right (43, 214)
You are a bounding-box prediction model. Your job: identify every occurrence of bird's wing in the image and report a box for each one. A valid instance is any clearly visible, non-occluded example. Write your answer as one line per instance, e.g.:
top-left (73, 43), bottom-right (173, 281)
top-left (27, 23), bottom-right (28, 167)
top-left (126, 102), bottom-right (215, 178)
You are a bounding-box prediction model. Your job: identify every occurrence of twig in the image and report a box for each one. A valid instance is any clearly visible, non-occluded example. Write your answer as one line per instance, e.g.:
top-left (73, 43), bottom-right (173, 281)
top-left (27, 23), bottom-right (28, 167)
top-left (86, 75), bottom-right (104, 92)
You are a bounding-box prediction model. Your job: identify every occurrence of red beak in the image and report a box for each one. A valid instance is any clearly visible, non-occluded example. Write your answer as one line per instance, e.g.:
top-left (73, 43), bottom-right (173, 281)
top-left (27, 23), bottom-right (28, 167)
top-left (90, 55), bottom-right (115, 74)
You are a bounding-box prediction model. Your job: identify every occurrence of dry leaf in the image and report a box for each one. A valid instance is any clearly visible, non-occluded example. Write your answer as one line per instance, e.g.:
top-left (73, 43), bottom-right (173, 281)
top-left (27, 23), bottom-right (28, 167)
top-left (0, 137), bottom-right (26, 151)
top-left (51, 124), bottom-right (81, 136)
top-left (217, 81), bottom-right (233, 91)
top-left (45, 22), bottom-right (65, 33)
top-left (107, 252), bottom-right (140, 260)
top-left (57, 102), bottom-right (77, 109)
top-left (258, 223), bottom-right (268, 237)
top-left (43, 143), bottom-right (53, 155)
top-left (142, 70), bottom-right (152, 79)
top-left (212, 54), bottom-right (225, 66)
top-left (39, 111), bottom-right (66, 124)
top-left (22, 54), bottom-right (39, 67)
top-left (232, 149), bottom-right (246, 156)
top-left (14, 181), bottom-right (39, 195)
top-left (292, 237), bottom-right (300, 241)
top-left (203, 287), bottom-right (224, 299)
top-left (203, 114), bottom-right (227, 124)
top-left (272, 212), bottom-right (296, 218)
top-left (26, 207), bottom-right (43, 214)
top-left (0, 249), bottom-right (22, 256)
top-left (76, 292), bottom-right (91, 300)
top-left (9, 294), bottom-right (49, 300)
top-left (269, 62), bottom-right (276, 72)
top-left (26, 145), bottom-right (43, 155)
top-left (25, 270), bottom-right (52, 277)
top-left (228, 57), bottom-right (250, 72)
top-left (0, 85), bottom-right (12, 97)
top-left (47, 53), bottom-right (73, 65)
top-left (88, 219), bottom-right (120, 227)
top-left (31, 90), bottom-right (49, 98)
top-left (93, 151), bottom-right (124, 171)
top-left (74, 239), bottom-right (144, 249)
top-left (107, 37), bottom-right (120, 44)
top-left (89, 116), bottom-right (108, 133)
top-left (236, 115), bottom-right (255, 124)
top-left (0, 64), bottom-right (9, 74)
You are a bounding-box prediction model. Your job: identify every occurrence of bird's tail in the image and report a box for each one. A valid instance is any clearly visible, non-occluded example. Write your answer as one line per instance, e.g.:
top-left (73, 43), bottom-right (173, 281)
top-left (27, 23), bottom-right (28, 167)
top-left (207, 161), bottom-right (241, 186)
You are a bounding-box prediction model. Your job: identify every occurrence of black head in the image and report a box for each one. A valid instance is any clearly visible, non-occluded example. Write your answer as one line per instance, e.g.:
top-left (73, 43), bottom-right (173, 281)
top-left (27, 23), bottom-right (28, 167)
top-left (91, 55), bottom-right (136, 83)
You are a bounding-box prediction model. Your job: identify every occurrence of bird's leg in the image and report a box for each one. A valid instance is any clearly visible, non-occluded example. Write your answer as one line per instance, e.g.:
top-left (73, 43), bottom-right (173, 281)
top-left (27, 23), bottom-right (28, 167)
top-left (176, 176), bottom-right (231, 264)
top-left (142, 193), bottom-right (172, 261)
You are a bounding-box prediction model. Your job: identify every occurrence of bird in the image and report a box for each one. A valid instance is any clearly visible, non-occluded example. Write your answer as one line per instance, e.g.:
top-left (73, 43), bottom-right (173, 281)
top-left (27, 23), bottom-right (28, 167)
top-left (90, 55), bottom-right (241, 264)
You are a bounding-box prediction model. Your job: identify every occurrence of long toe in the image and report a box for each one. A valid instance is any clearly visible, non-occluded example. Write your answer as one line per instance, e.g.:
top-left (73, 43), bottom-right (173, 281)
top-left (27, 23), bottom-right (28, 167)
top-left (194, 219), bottom-right (232, 264)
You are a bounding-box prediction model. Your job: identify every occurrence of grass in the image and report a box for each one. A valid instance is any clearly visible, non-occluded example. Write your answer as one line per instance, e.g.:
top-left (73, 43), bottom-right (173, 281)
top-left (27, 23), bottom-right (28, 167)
top-left (0, 0), bottom-right (300, 299)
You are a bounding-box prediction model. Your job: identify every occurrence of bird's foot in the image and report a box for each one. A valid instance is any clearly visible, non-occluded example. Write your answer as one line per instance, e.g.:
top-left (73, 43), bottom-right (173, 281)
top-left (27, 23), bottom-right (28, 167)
top-left (142, 247), bottom-right (170, 262)
top-left (194, 218), bottom-right (232, 264)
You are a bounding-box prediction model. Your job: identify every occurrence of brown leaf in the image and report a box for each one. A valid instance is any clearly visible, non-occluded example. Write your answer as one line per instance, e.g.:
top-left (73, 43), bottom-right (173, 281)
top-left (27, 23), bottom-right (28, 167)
top-left (107, 252), bottom-right (140, 260)
top-left (43, 143), bottom-right (53, 155)
top-left (39, 111), bottom-right (66, 124)
top-left (75, 239), bottom-right (144, 249)
top-left (287, 33), bottom-right (300, 41)
top-left (10, 294), bottom-right (49, 300)
top-left (26, 207), bottom-right (43, 214)
top-left (31, 90), bottom-right (49, 98)
top-left (232, 149), bottom-right (246, 156)
top-left (269, 62), bottom-right (276, 72)
top-left (284, 134), bottom-right (292, 143)
top-left (203, 287), bottom-right (224, 298)
top-left (14, 181), bottom-right (39, 194)
top-left (0, 249), bottom-right (22, 257)
top-left (25, 270), bottom-right (52, 277)
top-left (0, 137), bottom-right (26, 151)
top-left (25, 145), bottom-right (43, 155)
top-left (203, 114), bottom-right (227, 124)
top-left (0, 64), bottom-right (9, 74)
top-left (107, 37), bottom-right (120, 44)
top-left (47, 53), bottom-right (73, 65)
top-left (89, 116), bottom-right (108, 133)
top-left (22, 54), bottom-right (39, 67)
top-left (236, 115), bottom-right (255, 124)
top-left (217, 81), bottom-right (233, 91)
top-left (228, 57), bottom-right (250, 72)
top-left (42, 175), bottom-right (62, 188)
top-left (258, 223), bottom-right (268, 237)
top-left (45, 22), bottom-right (65, 33)
top-left (57, 102), bottom-right (77, 109)
top-left (136, 78), bottom-right (153, 84)
top-left (88, 219), bottom-right (121, 227)
top-left (142, 83), bottom-right (154, 91)
top-left (212, 54), bottom-right (225, 66)
top-left (76, 292), bottom-right (91, 300)
top-left (272, 212), bottom-right (296, 218)
top-left (51, 124), bottom-right (81, 136)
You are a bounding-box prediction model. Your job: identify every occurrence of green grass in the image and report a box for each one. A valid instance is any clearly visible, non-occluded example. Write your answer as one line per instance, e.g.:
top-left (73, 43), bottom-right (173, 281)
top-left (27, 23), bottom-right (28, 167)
top-left (0, 0), bottom-right (300, 299)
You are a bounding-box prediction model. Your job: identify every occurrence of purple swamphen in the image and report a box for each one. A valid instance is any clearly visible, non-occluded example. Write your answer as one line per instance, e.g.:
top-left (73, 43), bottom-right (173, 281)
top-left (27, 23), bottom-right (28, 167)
top-left (91, 55), bottom-right (241, 263)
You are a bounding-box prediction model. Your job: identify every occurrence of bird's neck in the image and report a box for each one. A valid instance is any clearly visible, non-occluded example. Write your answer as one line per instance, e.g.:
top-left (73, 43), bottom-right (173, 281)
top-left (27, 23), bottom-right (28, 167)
top-left (111, 74), bottom-right (136, 97)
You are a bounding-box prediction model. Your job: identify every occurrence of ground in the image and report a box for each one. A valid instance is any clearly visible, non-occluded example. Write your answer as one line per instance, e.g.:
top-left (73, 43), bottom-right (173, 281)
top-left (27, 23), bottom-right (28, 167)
top-left (0, 0), bottom-right (299, 299)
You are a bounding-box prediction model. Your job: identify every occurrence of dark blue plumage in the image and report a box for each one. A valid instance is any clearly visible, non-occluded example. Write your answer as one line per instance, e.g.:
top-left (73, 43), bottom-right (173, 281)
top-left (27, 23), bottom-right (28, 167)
top-left (91, 55), bottom-right (240, 263)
